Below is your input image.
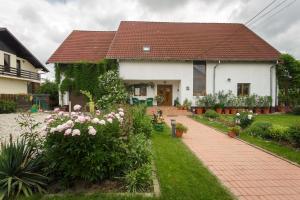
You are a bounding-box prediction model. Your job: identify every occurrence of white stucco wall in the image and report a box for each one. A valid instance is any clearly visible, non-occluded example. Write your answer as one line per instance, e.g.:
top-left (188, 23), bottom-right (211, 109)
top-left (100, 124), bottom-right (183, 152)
top-left (207, 62), bottom-right (277, 106)
top-left (0, 77), bottom-right (28, 94)
top-left (119, 60), bottom-right (194, 104)
top-left (119, 60), bottom-right (277, 106)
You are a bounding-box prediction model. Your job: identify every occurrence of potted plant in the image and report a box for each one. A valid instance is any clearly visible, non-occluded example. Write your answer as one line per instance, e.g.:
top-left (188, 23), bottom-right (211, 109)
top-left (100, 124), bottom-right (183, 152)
top-left (183, 98), bottom-right (192, 110)
top-left (196, 97), bottom-right (205, 114)
top-left (203, 94), bottom-right (217, 110)
top-left (224, 91), bottom-right (233, 115)
top-left (230, 97), bottom-right (239, 115)
top-left (262, 96), bottom-right (272, 114)
top-left (228, 126), bottom-right (241, 138)
top-left (80, 90), bottom-right (95, 114)
top-left (215, 91), bottom-right (228, 114)
top-left (155, 95), bottom-right (165, 105)
top-left (245, 94), bottom-right (256, 112)
top-left (175, 123), bottom-right (188, 138)
top-left (255, 96), bottom-right (264, 114)
top-left (278, 103), bottom-right (286, 113)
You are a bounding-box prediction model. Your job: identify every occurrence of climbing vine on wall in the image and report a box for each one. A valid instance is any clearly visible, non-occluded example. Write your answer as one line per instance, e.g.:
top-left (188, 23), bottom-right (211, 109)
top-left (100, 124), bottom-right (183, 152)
top-left (55, 59), bottom-right (118, 100)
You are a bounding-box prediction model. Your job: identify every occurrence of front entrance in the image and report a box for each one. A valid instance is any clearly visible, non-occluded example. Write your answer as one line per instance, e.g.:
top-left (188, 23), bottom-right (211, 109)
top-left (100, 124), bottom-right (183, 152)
top-left (157, 85), bottom-right (172, 106)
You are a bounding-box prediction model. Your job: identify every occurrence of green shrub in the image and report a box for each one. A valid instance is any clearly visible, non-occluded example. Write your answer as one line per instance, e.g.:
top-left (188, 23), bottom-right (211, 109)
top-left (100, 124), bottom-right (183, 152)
top-left (229, 126), bottom-right (241, 135)
top-left (130, 105), bottom-right (152, 138)
top-left (176, 123), bottom-right (188, 133)
top-left (124, 163), bottom-right (152, 192)
top-left (292, 106), bottom-right (300, 115)
top-left (235, 112), bottom-right (254, 129)
top-left (0, 100), bottom-right (17, 113)
top-left (0, 138), bottom-right (47, 199)
top-left (269, 125), bottom-right (289, 142)
top-left (288, 123), bottom-right (300, 147)
top-left (244, 122), bottom-right (272, 138)
top-left (204, 109), bottom-right (219, 119)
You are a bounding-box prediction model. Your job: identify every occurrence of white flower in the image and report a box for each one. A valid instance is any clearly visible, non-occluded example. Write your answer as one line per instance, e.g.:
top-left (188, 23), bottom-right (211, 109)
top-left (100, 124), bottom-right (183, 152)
top-left (58, 111), bottom-right (64, 116)
top-left (115, 113), bottom-right (120, 119)
top-left (119, 111), bottom-right (124, 117)
top-left (77, 116), bottom-right (86, 123)
top-left (56, 125), bottom-right (65, 132)
top-left (47, 118), bottom-right (54, 124)
top-left (236, 113), bottom-right (240, 116)
top-left (88, 127), bottom-right (97, 135)
top-left (64, 128), bottom-right (72, 136)
top-left (54, 108), bottom-right (60, 112)
top-left (72, 129), bottom-right (81, 136)
top-left (118, 118), bottom-right (123, 123)
top-left (73, 104), bottom-right (82, 111)
top-left (99, 120), bottom-right (106, 125)
top-left (118, 108), bottom-right (124, 112)
top-left (249, 110), bottom-right (253, 113)
top-left (107, 118), bottom-right (113, 123)
top-left (50, 128), bottom-right (56, 133)
top-left (96, 110), bottom-right (101, 116)
top-left (85, 116), bottom-right (91, 121)
top-left (63, 113), bottom-right (69, 117)
top-left (46, 115), bottom-right (52, 120)
top-left (75, 119), bottom-right (80, 123)
top-left (66, 120), bottom-right (74, 127)
top-left (248, 114), bottom-right (253, 120)
top-left (91, 118), bottom-right (99, 124)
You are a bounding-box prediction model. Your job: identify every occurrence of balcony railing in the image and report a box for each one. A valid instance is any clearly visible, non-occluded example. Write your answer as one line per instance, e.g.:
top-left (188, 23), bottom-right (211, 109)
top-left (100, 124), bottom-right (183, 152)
top-left (0, 65), bottom-right (40, 81)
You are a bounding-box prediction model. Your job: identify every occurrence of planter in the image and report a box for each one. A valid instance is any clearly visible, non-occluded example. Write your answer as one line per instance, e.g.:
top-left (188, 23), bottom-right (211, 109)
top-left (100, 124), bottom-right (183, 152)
top-left (228, 131), bottom-right (237, 138)
top-left (224, 108), bottom-right (230, 115)
top-left (254, 108), bottom-right (261, 114)
top-left (176, 130), bottom-right (184, 138)
top-left (196, 107), bottom-right (204, 114)
top-left (230, 108), bottom-right (237, 115)
top-left (278, 105), bottom-right (286, 113)
top-left (263, 107), bottom-right (270, 114)
top-left (153, 123), bottom-right (164, 132)
top-left (216, 108), bottom-right (223, 114)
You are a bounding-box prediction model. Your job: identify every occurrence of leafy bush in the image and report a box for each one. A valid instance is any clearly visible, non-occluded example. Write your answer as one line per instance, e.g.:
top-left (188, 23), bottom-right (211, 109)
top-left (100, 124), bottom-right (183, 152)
top-left (0, 100), bottom-right (17, 113)
top-left (229, 126), bottom-right (241, 135)
top-left (124, 163), bottom-right (152, 192)
top-left (202, 94), bottom-right (217, 108)
top-left (204, 109), bottom-right (219, 119)
top-left (234, 112), bottom-right (254, 129)
top-left (176, 123), bottom-right (188, 133)
top-left (244, 122), bottom-right (272, 138)
top-left (269, 125), bottom-right (289, 142)
top-left (130, 105), bottom-right (152, 138)
top-left (288, 123), bottom-right (300, 147)
top-left (292, 106), bottom-right (300, 115)
top-left (0, 138), bottom-right (47, 199)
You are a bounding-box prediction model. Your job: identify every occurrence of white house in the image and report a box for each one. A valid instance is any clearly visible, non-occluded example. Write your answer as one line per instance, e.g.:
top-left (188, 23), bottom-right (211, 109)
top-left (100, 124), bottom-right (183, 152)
top-left (0, 28), bottom-right (48, 94)
top-left (48, 21), bottom-right (279, 107)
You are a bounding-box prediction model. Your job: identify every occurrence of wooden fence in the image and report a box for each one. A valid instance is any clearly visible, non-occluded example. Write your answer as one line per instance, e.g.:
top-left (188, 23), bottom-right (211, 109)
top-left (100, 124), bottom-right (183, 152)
top-left (0, 94), bottom-right (32, 110)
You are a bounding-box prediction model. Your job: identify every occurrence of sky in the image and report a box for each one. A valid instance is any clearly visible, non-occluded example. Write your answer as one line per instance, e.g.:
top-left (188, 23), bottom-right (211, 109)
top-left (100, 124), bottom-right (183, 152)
top-left (0, 0), bottom-right (299, 80)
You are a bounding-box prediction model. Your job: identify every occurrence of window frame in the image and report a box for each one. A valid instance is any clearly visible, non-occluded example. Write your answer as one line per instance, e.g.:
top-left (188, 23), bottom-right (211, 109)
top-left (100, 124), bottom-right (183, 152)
top-left (134, 85), bottom-right (147, 96)
top-left (16, 59), bottom-right (21, 76)
top-left (193, 61), bottom-right (206, 96)
top-left (237, 83), bottom-right (250, 96)
top-left (4, 53), bottom-right (11, 72)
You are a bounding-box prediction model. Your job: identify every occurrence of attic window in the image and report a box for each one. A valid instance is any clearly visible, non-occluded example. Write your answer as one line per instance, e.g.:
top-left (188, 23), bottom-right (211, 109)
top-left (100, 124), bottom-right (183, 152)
top-left (143, 45), bottom-right (151, 52)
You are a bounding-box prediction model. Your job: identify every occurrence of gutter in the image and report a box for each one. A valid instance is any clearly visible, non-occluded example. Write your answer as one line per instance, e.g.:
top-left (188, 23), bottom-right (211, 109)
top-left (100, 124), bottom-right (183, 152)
top-left (213, 60), bottom-right (221, 94)
top-left (270, 61), bottom-right (278, 107)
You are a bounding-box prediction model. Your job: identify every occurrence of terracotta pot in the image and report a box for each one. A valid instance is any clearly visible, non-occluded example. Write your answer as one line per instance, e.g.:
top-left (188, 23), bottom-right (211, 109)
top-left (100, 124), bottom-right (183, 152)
top-left (230, 108), bottom-right (237, 115)
top-left (278, 106), bottom-right (286, 113)
top-left (176, 130), bottom-right (184, 138)
top-left (263, 107), bottom-right (270, 114)
top-left (228, 131), bottom-right (237, 138)
top-left (224, 108), bottom-right (230, 115)
top-left (216, 108), bottom-right (223, 114)
top-left (254, 108), bottom-right (261, 114)
top-left (196, 107), bottom-right (204, 114)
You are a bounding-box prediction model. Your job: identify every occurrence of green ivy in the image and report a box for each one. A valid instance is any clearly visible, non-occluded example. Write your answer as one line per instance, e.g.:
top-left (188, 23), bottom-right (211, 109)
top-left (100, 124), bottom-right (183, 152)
top-left (55, 59), bottom-right (118, 98)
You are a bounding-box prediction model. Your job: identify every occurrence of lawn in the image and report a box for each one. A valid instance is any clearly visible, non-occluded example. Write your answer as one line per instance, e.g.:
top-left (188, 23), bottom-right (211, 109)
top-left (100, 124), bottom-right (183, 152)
top-left (192, 114), bottom-right (300, 164)
top-left (26, 125), bottom-right (233, 200)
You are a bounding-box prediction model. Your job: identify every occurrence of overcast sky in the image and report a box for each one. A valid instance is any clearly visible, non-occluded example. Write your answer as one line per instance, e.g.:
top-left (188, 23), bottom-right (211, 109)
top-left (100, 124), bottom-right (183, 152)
top-left (0, 0), bottom-right (299, 80)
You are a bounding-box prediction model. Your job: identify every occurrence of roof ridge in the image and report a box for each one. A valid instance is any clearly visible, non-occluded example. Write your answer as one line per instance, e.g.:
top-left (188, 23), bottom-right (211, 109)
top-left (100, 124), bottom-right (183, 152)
top-left (120, 20), bottom-right (243, 25)
top-left (73, 30), bottom-right (116, 32)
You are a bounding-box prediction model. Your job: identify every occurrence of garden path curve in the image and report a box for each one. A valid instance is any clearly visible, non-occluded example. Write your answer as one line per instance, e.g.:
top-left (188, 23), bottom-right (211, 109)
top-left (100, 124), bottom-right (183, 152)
top-left (165, 115), bottom-right (300, 200)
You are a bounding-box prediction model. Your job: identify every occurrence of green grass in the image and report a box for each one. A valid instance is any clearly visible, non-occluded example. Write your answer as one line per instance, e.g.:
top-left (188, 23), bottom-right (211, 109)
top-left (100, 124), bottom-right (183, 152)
top-left (255, 114), bottom-right (300, 127)
top-left (25, 125), bottom-right (234, 200)
top-left (192, 115), bottom-right (300, 165)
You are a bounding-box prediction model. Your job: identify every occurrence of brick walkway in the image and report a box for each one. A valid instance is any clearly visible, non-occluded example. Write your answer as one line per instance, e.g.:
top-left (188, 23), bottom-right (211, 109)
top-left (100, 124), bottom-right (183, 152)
top-left (166, 115), bottom-right (300, 200)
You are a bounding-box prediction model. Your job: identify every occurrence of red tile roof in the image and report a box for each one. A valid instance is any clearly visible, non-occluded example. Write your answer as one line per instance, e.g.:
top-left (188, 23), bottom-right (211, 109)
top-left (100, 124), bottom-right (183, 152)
top-left (47, 30), bottom-right (116, 63)
top-left (106, 21), bottom-right (280, 61)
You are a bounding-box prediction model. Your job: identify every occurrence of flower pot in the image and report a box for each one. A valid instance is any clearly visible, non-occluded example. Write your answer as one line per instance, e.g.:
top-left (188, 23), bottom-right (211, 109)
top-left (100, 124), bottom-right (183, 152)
top-left (216, 108), bottom-right (223, 114)
top-left (176, 130), bottom-right (184, 138)
top-left (230, 108), bottom-right (237, 115)
top-left (196, 107), bottom-right (204, 114)
top-left (254, 108), bottom-right (261, 114)
top-left (224, 108), bottom-right (230, 115)
top-left (228, 131), bottom-right (237, 138)
top-left (278, 105), bottom-right (286, 113)
top-left (263, 107), bottom-right (270, 114)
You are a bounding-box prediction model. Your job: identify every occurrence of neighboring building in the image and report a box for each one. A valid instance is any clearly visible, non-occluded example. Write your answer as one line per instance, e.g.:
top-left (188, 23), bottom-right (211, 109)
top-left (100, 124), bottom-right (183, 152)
top-left (0, 28), bottom-right (48, 94)
top-left (48, 21), bottom-right (280, 107)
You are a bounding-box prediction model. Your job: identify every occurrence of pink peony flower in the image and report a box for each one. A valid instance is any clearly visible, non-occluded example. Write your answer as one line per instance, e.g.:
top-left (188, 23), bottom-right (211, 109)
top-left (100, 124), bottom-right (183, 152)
top-left (73, 104), bottom-right (82, 111)
top-left (92, 118), bottom-right (100, 124)
top-left (107, 118), bottom-right (113, 123)
top-left (66, 120), bottom-right (74, 127)
top-left (96, 110), bottom-right (101, 115)
top-left (46, 115), bottom-right (52, 120)
top-left (88, 126), bottom-right (96, 135)
top-left (64, 128), bottom-right (72, 136)
top-left (54, 108), bottom-right (60, 112)
top-left (119, 111), bottom-right (124, 117)
top-left (85, 116), bottom-right (91, 121)
top-left (99, 120), bottom-right (106, 125)
top-left (47, 118), bottom-right (54, 124)
top-left (56, 125), bottom-right (65, 132)
top-left (72, 129), bottom-right (81, 136)
top-left (50, 128), bottom-right (56, 133)
top-left (58, 111), bottom-right (64, 116)
top-left (77, 116), bottom-right (86, 123)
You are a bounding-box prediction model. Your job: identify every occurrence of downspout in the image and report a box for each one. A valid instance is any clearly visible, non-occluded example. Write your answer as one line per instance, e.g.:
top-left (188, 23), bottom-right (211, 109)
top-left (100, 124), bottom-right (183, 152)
top-left (270, 61), bottom-right (277, 107)
top-left (213, 60), bottom-right (221, 94)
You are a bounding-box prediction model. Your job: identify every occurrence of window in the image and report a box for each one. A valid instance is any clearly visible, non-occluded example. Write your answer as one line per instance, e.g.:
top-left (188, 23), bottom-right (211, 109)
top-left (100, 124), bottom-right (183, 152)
top-left (237, 83), bottom-right (250, 96)
top-left (193, 61), bottom-right (206, 96)
top-left (134, 85), bottom-right (147, 96)
top-left (17, 60), bottom-right (21, 76)
top-left (4, 54), bottom-right (10, 72)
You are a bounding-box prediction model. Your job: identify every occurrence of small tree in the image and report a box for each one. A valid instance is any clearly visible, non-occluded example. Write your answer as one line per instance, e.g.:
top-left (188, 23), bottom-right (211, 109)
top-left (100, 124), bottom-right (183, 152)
top-left (97, 70), bottom-right (128, 109)
top-left (37, 80), bottom-right (59, 108)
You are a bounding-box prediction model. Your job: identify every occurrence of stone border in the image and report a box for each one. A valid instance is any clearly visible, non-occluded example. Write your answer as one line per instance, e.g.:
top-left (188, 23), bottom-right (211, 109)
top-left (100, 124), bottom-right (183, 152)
top-left (43, 162), bottom-right (160, 199)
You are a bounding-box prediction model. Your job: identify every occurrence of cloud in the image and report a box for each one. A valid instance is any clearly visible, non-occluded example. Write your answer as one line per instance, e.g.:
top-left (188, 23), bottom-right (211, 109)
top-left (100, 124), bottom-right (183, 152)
top-left (0, 0), bottom-right (299, 80)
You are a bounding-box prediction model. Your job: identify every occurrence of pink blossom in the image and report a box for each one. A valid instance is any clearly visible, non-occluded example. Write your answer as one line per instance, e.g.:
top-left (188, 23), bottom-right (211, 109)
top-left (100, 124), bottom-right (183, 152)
top-left (73, 104), bottom-right (82, 111)
top-left (47, 119), bottom-right (54, 124)
top-left (88, 126), bottom-right (97, 135)
top-left (54, 108), bottom-right (60, 112)
top-left (107, 118), bottom-right (113, 123)
top-left (119, 111), bottom-right (124, 117)
top-left (92, 118), bottom-right (100, 124)
top-left (85, 116), bottom-right (91, 121)
top-left (50, 128), bottom-right (56, 133)
top-left (96, 110), bottom-right (101, 115)
top-left (46, 115), bottom-right (52, 120)
top-left (58, 111), bottom-right (64, 116)
top-left (64, 129), bottom-right (72, 136)
top-left (72, 129), bottom-right (81, 136)
top-left (66, 120), bottom-right (74, 127)
top-left (77, 116), bottom-right (86, 123)
top-left (56, 125), bottom-right (65, 132)
top-left (99, 120), bottom-right (106, 125)
top-left (118, 108), bottom-right (124, 112)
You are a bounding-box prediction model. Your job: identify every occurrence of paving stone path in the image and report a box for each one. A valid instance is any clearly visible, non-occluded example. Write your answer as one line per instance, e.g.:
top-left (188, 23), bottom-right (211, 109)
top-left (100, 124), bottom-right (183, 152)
top-left (166, 115), bottom-right (300, 200)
